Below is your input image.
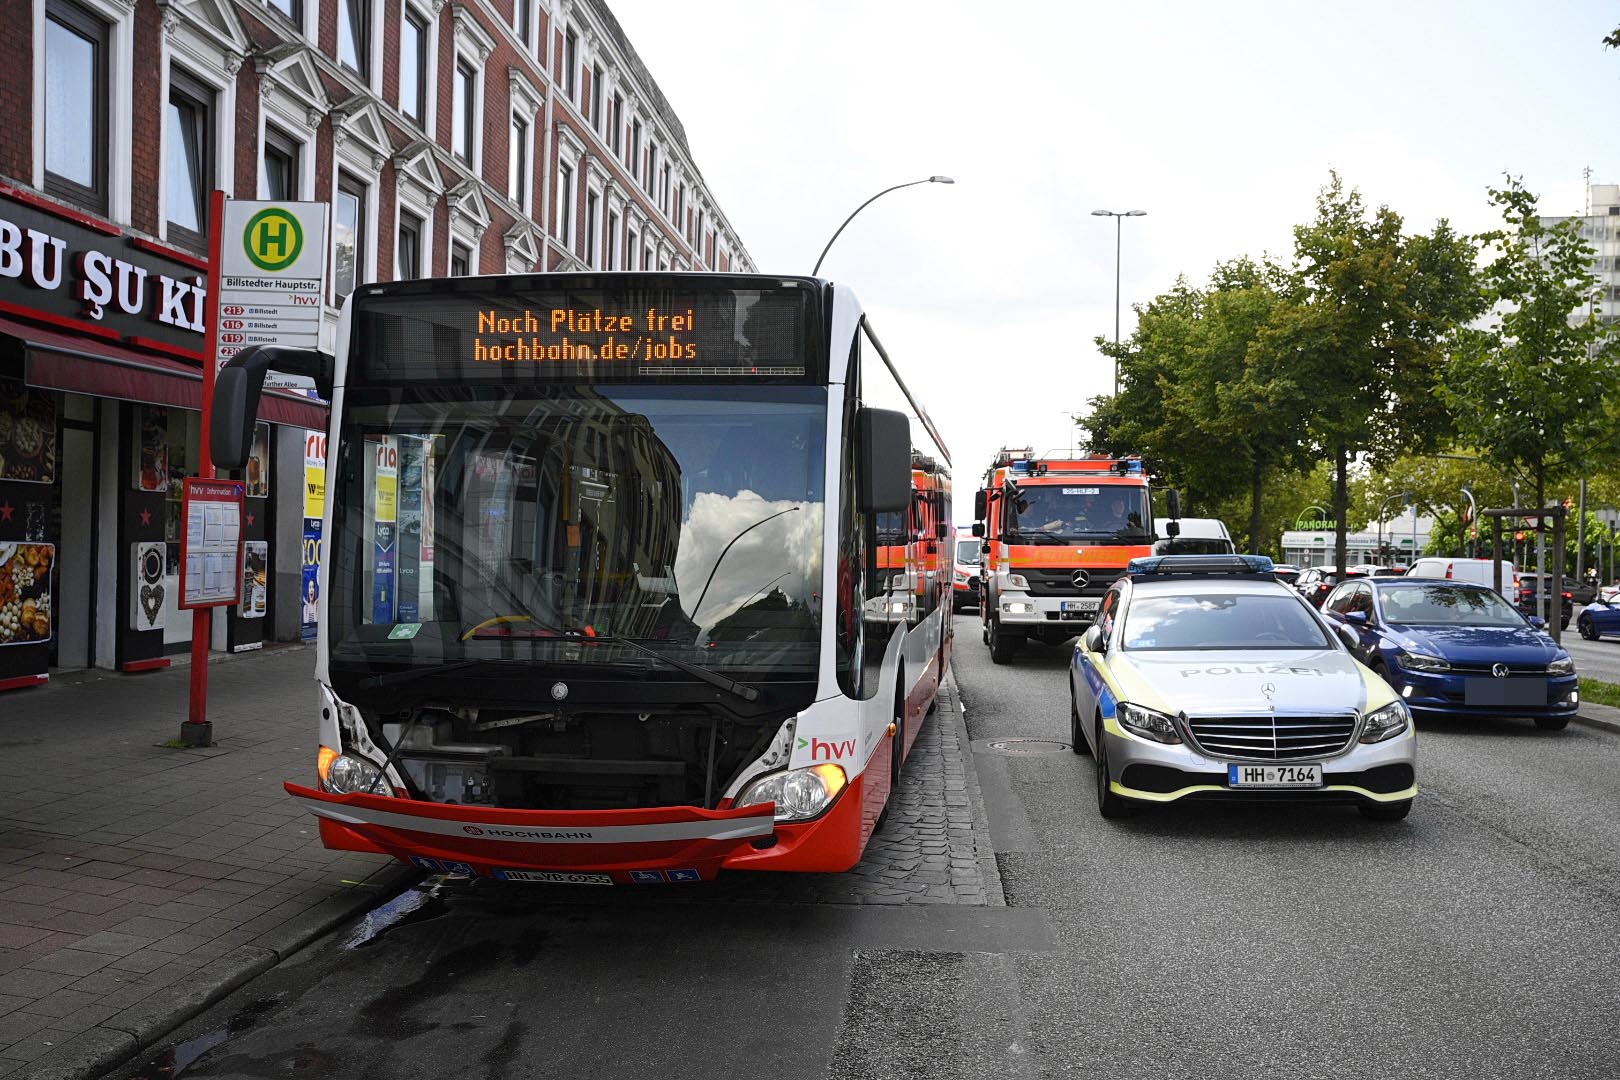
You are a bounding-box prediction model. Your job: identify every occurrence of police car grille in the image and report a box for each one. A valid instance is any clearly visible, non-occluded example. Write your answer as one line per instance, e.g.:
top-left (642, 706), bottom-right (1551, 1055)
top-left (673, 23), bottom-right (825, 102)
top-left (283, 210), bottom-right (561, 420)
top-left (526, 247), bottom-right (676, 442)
top-left (1186, 714), bottom-right (1356, 760)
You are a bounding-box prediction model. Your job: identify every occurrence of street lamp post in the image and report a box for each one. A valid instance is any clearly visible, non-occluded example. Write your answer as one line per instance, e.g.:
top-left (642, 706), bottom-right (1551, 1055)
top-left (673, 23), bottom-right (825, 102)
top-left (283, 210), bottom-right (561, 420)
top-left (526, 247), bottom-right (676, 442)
top-left (812, 176), bottom-right (954, 276)
top-left (1091, 209), bottom-right (1147, 396)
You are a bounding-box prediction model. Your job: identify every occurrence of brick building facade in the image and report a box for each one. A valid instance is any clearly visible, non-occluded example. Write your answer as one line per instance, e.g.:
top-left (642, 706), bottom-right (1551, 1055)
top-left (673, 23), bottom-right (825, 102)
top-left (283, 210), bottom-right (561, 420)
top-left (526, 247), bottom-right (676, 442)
top-left (0, 0), bottom-right (750, 688)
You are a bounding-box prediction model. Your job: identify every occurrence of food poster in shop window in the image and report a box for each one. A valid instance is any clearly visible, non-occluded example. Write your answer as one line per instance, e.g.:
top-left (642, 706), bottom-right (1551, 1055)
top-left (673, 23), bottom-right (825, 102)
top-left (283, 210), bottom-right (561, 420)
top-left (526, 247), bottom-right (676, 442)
top-left (0, 381), bottom-right (57, 685)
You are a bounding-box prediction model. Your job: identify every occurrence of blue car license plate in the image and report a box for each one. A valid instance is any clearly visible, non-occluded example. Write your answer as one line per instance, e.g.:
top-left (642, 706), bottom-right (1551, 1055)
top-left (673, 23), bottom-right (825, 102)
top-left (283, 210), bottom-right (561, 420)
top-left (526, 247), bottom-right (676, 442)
top-left (1463, 678), bottom-right (1545, 707)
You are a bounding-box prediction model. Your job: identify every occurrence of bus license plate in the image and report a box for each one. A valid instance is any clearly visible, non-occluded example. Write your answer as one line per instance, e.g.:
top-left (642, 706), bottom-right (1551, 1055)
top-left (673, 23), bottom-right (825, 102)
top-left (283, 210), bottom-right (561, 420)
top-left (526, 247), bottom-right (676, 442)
top-left (1060, 599), bottom-right (1099, 613)
top-left (496, 870), bottom-right (614, 885)
top-left (1227, 763), bottom-right (1322, 788)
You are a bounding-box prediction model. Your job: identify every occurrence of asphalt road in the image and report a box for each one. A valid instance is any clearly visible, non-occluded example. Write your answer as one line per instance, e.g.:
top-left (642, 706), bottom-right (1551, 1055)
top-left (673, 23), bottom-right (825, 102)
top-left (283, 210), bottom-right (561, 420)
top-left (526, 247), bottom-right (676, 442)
top-left (102, 617), bottom-right (1620, 1079)
top-left (954, 617), bottom-right (1620, 1080)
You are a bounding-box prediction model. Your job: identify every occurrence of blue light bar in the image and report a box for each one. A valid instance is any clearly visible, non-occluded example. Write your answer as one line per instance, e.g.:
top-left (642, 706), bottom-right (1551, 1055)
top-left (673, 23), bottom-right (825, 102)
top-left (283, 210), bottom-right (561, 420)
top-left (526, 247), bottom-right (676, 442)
top-left (1010, 460), bottom-right (1031, 476)
top-left (1128, 554), bottom-right (1276, 577)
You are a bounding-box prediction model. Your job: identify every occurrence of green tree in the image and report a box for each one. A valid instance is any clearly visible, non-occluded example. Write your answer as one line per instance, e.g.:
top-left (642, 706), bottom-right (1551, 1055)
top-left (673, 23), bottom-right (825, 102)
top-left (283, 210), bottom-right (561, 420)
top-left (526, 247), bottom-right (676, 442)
top-left (1438, 178), bottom-right (1620, 556)
top-left (1084, 260), bottom-right (1306, 552)
top-left (1263, 174), bottom-right (1483, 574)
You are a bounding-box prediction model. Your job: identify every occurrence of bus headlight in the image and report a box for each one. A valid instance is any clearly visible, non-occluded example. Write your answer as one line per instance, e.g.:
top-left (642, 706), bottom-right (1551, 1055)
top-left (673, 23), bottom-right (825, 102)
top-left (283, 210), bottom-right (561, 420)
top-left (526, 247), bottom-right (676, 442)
top-left (323, 751), bottom-right (390, 795)
top-left (735, 764), bottom-right (847, 822)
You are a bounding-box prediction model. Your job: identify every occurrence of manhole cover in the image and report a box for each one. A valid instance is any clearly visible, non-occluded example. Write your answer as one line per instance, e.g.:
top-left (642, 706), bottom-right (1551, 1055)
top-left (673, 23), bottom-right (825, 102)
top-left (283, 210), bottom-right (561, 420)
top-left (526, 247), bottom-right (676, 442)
top-left (981, 738), bottom-right (1071, 755)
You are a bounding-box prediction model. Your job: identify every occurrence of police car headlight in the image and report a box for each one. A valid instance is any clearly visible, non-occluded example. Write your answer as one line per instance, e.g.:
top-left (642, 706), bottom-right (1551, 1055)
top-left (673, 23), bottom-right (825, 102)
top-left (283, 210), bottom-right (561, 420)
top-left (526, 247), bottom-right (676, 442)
top-left (1360, 701), bottom-right (1410, 744)
top-left (1398, 652), bottom-right (1450, 673)
top-left (1547, 656), bottom-right (1574, 676)
top-left (1116, 702), bottom-right (1182, 745)
top-left (736, 764), bottom-right (847, 822)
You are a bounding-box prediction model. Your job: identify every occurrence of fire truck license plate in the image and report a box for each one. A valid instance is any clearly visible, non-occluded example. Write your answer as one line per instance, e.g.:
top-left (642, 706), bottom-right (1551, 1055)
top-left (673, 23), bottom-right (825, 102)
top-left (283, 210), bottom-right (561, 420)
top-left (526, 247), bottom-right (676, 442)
top-left (1061, 599), bottom-right (1100, 613)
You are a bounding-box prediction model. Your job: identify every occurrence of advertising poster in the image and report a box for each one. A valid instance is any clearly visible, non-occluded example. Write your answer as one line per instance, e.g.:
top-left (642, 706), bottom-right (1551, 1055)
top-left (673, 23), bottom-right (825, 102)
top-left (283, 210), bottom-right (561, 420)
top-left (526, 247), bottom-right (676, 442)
top-left (246, 424), bottom-right (270, 498)
top-left (396, 438), bottom-right (423, 622)
top-left (372, 523), bottom-right (396, 624)
top-left (301, 518), bottom-right (321, 641)
top-left (131, 542), bottom-right (166, 632)
top-left (0, 543), bottom-right (53, 645)
top-left (303, 431), bottom-right (326, 520)
top-left (239, 541), bottom-right (268, 618)
top-left (133, 405), bottom-right (168, 492)
top-left (371, 437), bottom-right (398, 624)
top-left (0, 379), bottom-right (58, 485)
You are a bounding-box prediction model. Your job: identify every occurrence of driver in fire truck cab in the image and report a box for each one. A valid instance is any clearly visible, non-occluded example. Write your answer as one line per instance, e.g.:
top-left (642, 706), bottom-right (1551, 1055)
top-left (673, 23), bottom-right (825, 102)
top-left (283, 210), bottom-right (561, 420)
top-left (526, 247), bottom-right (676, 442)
top-left (1037, 489), bottom-right (1140, 536)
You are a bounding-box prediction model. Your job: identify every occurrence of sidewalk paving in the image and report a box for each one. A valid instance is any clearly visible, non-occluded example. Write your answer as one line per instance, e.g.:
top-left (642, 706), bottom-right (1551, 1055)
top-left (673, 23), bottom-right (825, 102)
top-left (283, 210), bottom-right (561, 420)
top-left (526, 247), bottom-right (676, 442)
top-left (0, 646), bottom-right (414, 1080)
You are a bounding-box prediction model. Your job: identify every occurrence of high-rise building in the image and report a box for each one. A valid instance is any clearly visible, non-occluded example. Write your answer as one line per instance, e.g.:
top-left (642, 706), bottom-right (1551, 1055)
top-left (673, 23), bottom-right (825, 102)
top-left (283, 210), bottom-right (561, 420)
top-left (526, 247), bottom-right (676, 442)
top-left (0, 0), bottom-right (753, 686)
top-left (1540, 182), bottom-right (1620, 327)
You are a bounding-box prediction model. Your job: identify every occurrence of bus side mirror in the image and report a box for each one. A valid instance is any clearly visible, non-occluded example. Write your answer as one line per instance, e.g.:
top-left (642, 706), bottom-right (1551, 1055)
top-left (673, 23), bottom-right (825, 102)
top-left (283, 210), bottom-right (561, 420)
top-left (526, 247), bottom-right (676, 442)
top-left (973, 490), bottom-right (986, 520)
top-left (857, 407), bottom-right (911, 513)
top-left (211, 345), bottom-right (335, 469)
top-left (971, 522), bottom-right (984, 538)
top-left (1166, 488), bottom-right (1182, 519)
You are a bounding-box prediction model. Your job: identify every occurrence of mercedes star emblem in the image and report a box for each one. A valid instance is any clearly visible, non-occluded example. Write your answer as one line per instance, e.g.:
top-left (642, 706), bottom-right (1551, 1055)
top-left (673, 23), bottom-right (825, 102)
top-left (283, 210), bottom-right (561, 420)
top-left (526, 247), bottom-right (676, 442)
top-left (1491, 663), bottom-right (1509, 679)
top-left (550, 681), bottom-right (570, 700)
top-left (1071, 569), bottom-right (1091, 589)
top-left (1260, 682), bottom-right (1277, 700)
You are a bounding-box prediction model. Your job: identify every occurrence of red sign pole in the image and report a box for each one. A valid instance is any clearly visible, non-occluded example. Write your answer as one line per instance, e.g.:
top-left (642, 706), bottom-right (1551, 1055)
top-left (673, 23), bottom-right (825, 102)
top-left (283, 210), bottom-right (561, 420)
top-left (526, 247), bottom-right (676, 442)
top-left (185, 189), bottom-right (227, 743)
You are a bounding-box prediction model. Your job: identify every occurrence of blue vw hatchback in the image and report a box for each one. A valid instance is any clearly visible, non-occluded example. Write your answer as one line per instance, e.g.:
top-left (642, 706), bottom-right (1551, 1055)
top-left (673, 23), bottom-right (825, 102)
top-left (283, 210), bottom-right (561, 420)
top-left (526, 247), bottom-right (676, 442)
top-left (1321, 578), bottom-right (1577, 730)
top-left (1576, 596), bottom-right (1620, 641)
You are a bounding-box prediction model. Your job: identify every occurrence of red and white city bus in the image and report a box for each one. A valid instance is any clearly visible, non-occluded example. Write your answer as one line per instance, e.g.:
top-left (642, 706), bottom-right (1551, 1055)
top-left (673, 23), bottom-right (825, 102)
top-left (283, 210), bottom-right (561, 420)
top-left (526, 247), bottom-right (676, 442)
top-left (210, 273), bottom-right (951, 883)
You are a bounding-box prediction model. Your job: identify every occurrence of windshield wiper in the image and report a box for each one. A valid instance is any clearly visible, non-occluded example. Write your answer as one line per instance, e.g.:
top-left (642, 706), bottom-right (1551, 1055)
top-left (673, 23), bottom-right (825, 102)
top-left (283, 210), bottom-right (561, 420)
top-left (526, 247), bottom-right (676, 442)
top-left (584, 631), bottom-right (762, 703)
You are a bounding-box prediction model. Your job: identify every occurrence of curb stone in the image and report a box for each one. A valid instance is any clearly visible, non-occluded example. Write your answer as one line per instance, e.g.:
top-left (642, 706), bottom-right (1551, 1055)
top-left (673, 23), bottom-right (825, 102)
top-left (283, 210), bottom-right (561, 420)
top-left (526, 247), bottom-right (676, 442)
top-left (1574, 701), bottom-right (1620, 734)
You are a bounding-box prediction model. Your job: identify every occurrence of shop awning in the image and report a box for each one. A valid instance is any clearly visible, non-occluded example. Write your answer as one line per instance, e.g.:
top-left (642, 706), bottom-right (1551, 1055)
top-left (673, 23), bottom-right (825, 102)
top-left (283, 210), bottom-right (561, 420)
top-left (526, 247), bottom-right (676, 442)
top-left (2, 315), bottom-right (328, 430)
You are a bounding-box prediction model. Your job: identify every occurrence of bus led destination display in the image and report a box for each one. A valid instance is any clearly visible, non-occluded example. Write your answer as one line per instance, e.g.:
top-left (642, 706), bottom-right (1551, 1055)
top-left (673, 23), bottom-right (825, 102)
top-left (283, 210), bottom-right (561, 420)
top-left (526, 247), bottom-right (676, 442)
top-left (350, 276), bottom-right (822, 383)
top-left (473, 307), bottom-right (701, 363)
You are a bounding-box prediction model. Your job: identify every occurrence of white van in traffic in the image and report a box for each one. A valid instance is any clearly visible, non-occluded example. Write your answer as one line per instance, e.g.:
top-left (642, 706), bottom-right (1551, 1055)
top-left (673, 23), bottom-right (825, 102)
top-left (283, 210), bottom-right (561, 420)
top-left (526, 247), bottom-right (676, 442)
top-left (1405, 557), bottom-right (1518, 594)
top-left (1152, 517), bottom-right (1236, 555)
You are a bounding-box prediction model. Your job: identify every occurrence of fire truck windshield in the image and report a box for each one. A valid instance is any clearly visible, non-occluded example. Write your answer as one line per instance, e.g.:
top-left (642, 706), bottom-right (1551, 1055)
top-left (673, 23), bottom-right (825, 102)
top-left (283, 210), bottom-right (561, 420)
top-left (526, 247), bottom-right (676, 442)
top-left (1007, 484), bottom-right (1150, 543)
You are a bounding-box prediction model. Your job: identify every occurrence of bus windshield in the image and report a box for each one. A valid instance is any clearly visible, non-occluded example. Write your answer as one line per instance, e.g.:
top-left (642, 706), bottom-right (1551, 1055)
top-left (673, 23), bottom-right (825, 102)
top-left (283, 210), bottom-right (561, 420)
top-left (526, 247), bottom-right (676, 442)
top-left (328, 384), bottom-right (826, 680)
top-left (1007, 484), bottom-right (1149, 542)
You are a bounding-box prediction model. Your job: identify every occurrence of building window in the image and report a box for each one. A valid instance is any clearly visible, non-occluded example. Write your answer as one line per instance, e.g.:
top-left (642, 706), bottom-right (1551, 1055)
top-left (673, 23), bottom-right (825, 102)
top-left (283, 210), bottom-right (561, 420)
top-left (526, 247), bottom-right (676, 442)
top-left (268, 0), bottom-right (302, 24)
top-left (660, 164), bottom-right (670, 215)
top-left (606, 211), bottom-right (619, 270)
top-left (453, 61), bottom-right (475, 162)
top-left (1609, 206), bottom-right (1620, 216)
top-left (585, 190), bottom-right (599, 264)
top-left (555, 162), bottom-right (573, 243)
top-left (398, 210), bottom-right (423, 280)
top-left (646, 142), bottom-right (657, 194)
top-left (260, 126), bottom-right (300, 200)
top-left (400, 11), bottom-right (427, 124)
top-left (590, 64), bottom-right (603, 130)
top-left (450, 243), bottom-right (470, 277)
top-left (165, 69), bottom-right (213, 248)
top-left (629, 120), bottom-right (641, 178)
top-left (627, 227), bottom-right (638, 269)
top-left (563, 27), bottom-right (578, 101)
top-left (44, 0), bottom-right (109, 213)
top-left (333, 172), bottom-right (366, 299)
top-left (338, 0), bottom-right (368, 78)
top-left (509, 116), bottom-right (529, 207)
top-left (514, 0), bottom-right (531, 45)
top-left (610, 93), bottom-right (623, 155)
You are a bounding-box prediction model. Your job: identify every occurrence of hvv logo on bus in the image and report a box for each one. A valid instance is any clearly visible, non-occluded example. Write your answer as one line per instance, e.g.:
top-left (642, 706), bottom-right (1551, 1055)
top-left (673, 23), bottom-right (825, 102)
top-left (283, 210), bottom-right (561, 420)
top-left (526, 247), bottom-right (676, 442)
top-left (798, 735), bottom-right (856, 760)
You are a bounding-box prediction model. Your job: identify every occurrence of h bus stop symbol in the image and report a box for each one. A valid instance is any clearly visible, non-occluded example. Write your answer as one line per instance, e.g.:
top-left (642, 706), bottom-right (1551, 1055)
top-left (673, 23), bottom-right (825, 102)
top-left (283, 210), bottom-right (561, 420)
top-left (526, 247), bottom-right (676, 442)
top-left (243, 208), bottom-right (304, 272)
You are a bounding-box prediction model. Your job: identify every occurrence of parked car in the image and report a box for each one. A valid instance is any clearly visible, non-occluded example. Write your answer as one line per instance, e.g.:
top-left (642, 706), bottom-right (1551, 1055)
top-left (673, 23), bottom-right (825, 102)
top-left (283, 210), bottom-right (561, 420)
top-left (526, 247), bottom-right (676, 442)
top-left (1294, 566), bottom-right (1368, 608)
top-left (1514, 573), bottom-right (1573, 631)
top-left (1321, 578), bottom-right (1576, 731)
top-left (1271, 563), bottom-right (1302, 588)
top-left (1577, 594), bottom-right (1620, 640)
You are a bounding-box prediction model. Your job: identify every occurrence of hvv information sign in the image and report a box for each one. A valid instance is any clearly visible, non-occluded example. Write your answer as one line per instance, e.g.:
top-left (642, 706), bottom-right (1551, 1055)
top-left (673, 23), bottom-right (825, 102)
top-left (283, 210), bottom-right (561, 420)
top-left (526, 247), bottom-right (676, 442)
top-left (216, 201), bottom-right (329, 389)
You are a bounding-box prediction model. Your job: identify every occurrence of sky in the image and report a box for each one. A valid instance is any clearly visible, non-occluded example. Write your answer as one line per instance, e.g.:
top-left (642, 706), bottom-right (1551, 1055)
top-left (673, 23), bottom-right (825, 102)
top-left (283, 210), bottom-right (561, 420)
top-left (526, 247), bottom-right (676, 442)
top-left (608, 0), bottom-right (1620, 523)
